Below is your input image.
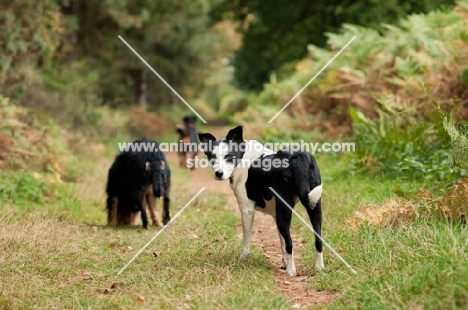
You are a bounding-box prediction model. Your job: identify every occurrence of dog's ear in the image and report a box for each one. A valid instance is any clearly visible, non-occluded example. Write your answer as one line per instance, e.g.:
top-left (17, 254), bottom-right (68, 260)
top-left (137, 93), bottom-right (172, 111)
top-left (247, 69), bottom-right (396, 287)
top-left (198, 132), bottom-right (216, 143)
top-left (226, 126), bottom-right (243, 142)
top-left (198, 132), bottom-right (216, 153)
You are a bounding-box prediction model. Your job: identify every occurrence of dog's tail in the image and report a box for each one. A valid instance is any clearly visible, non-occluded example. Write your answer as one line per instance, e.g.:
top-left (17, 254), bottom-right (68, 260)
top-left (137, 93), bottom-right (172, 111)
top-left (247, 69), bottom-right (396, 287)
top-left (290, 152), bottom-right (322, 210)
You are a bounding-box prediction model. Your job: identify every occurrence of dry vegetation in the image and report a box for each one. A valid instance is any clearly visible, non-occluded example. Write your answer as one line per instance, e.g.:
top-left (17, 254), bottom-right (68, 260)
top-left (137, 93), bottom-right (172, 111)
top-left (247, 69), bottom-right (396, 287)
top-left (232, 2), bottom-right (468, 138)
top-left (125, 107), bottom-right (169, 138)
top-left (347, 176), bottom-right (468, 228)
top-left (0, 96), bottom-right (71, 178)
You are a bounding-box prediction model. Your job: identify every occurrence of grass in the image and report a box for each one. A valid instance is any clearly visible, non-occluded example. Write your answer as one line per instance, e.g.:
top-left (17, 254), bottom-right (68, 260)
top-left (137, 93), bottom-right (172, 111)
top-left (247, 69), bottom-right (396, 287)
top-left (1, 128), bottom-right (468, 309)
top-left (322, 221), bottom-right (468, 309)
top-left (0, 152), bottom-right (289, 309)
top-left (290, 153), bottom-right (468, 309)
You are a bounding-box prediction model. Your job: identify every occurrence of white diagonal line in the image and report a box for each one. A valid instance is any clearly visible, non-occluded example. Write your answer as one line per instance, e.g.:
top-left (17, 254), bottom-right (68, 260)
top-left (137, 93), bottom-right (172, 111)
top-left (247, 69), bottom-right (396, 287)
top-left (268, 36), bottom-right (357, 123)
top-left (118, 35), bottom-right (207, 124)
top-left (269, 187), bottom-right (357, 274)
top-left (117, 187), bottom-right (206, 275)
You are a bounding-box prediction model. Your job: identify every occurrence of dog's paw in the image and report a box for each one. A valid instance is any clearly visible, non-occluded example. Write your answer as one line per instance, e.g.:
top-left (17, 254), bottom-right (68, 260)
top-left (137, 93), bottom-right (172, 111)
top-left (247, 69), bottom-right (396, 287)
top-left (284, 266), bottom-right (296, 276)
top-left (315, 252), bottom-right (324, 270)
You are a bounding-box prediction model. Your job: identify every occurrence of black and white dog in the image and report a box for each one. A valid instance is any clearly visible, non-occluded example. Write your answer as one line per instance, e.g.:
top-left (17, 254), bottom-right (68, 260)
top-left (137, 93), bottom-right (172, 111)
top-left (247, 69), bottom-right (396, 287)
top-left (198, 126), bottom-right (323, 276)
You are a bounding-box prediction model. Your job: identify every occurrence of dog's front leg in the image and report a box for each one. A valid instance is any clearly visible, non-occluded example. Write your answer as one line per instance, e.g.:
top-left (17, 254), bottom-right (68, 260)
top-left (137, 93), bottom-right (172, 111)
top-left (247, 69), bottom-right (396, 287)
top-left (240, 209), bottom-right (255, 259)
top-left (145, 185), bottom-right (161, 226)
top-left (238, 198), bottom-right (256, 259)
top-left (138, 191), bottom-right (149, 229)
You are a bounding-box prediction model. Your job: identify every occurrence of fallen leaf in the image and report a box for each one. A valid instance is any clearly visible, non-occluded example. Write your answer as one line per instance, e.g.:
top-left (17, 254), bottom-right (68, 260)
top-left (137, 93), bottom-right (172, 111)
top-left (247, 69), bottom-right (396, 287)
top-left (137, 296), bottom-right (145, 303)
top-left (110, 282), bottom-right (119, 289)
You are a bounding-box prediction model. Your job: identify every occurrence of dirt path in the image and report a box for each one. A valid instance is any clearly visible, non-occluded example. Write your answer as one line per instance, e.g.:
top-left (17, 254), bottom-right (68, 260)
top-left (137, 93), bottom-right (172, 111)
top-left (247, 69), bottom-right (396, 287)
top-left (165, 127), bottom-right (338, 308)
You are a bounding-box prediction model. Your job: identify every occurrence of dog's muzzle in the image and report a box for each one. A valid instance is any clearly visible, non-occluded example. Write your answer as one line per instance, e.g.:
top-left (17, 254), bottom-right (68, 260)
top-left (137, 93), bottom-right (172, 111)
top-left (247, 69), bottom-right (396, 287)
top-left (215, 170), bottom-right (223, 179)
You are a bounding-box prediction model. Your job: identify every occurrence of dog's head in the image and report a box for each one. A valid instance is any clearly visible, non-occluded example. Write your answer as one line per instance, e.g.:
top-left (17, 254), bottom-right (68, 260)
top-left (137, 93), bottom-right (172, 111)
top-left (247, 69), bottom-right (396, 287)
top-left (198, 126), bottom-right (246, 180)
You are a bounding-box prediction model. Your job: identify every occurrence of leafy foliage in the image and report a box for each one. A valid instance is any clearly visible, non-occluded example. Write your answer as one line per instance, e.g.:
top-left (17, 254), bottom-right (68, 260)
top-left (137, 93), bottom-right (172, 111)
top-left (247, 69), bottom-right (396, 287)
top-left (348, 104), bottom-right (468, 185)
top-left (0, 0), bottom-right (236, 112)
top-left (0, 171), bottom-right (46, 205)
top-left (440, 108), bottom-right (468, 169)
top-left (212, 0), bottom-right (455, 90)
top-left (0, 0), bottom-right (63, 96)
top-left (221, 1), bottom-right (468, 190)
top-left (75, 0), bottom-right (225, 107)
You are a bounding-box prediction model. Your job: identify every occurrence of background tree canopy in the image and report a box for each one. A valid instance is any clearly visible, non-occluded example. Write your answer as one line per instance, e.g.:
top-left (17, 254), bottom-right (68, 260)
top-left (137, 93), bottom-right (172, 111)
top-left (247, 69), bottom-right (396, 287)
top-left (0, 0), bottom-right (456, 109)
top-left (211, 0), bottom-right (455, 91)
top-left (1, 0), bottom-right (227, 109)
top-left (76, 0), bottom-right (217, 107)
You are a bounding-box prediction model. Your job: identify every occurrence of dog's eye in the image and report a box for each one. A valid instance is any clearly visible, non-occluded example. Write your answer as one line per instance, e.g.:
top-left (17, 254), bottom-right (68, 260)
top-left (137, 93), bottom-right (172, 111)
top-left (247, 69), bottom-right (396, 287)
top-left (225, 154), bottom-right (234, 160)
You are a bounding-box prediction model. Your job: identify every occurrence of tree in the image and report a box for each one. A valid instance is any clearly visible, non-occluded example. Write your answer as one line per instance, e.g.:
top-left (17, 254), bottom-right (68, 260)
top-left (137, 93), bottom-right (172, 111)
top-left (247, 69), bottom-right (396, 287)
top-left (0, 0), bottom-right (63, 96)
top-left (211, 0), bottom-right (455, 91)
top-left (76, 0), bottom-right (219, 108)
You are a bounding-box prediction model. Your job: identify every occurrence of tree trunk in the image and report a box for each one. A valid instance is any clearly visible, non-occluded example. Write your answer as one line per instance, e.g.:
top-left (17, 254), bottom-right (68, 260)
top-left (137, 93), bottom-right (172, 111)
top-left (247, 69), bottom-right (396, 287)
top-left (171, 88), bottom-right (178, 106)
top-left (138, 69), bottom-right (148, 110)
top-left (61, 0), bottom-right (80, 65)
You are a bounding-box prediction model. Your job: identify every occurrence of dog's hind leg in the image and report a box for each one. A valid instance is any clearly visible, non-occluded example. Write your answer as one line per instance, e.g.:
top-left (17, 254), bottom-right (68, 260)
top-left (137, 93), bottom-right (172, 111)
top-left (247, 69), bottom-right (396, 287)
top-left (306, 197), bottom-right (324, 269)
top-left (146, 185), bottom-right (162, 226)
top-left (275, 197), bottom-right (296, 276)
top-left (130, 212), bottom-right (139, 225)
top-left (107, 197), bottom-right (118, 226)
top-left (276, 223), bottom-right (288, 270)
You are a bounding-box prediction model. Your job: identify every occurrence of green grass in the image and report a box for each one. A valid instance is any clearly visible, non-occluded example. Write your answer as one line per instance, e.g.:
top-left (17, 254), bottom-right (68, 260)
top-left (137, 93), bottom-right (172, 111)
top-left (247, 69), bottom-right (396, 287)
top-left (0, 155), bottom-right (289, 309)
top-left (322, 221), bottom-right (468, 309)
top-left (290, 153), bottom-right (468, 309)
top-left (2, 129), bottom-right (468, 309)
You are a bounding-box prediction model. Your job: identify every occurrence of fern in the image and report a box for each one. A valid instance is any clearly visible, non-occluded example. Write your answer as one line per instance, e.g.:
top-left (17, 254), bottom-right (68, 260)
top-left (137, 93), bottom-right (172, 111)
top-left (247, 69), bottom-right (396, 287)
top-left (440, 108), bottom-right (468, 168)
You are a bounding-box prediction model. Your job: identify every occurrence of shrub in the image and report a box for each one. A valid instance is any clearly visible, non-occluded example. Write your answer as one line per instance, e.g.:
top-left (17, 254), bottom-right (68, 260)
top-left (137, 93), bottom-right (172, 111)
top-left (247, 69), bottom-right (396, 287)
top-left (0, 171), bottom-right (46, 205)
top-left (349, 106), bottom-right (464, 185)
top-left (125, 107), bottom-right (169, 139)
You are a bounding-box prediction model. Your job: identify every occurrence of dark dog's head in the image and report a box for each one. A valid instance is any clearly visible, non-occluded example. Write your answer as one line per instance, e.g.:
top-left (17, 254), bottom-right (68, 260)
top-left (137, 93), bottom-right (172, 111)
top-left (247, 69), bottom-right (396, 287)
top-left (183, 115), bottom-right (197, 128)
top-left (198, 126), bottom-right (246, 180)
